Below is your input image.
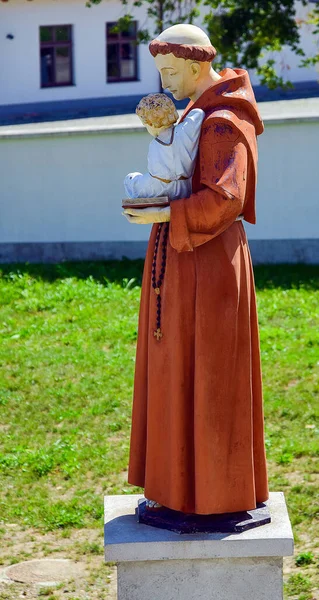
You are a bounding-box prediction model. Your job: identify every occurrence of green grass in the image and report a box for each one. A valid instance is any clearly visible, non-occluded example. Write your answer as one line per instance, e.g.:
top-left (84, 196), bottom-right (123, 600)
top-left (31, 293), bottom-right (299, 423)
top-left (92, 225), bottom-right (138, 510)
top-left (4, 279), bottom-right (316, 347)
top-left (0, 260), bottom-right (145, 531)
top-left (295, 552), bottom-right (315, 567)
top-left (0, 262), bottom-right (318, 599)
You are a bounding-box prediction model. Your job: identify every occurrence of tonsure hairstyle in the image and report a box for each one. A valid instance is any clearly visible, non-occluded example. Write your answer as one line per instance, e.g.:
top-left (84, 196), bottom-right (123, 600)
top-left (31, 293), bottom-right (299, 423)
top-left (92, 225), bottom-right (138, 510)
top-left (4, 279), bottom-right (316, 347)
top-left (149, 40), bottom-right (217, 63)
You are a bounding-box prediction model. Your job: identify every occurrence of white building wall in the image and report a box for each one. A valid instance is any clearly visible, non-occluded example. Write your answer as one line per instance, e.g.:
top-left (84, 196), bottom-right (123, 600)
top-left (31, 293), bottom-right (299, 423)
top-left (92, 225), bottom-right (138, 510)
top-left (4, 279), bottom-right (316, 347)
top-left (0, 0), bottom-right (158, 106)
top-left (246, 121), bottom-right (318, 240)
top-left (249, 1), bottom-right (319, 86)
top-left (0, 0), bottom-right (318, 108)
top-left (0, 130), bottom-right (151, 243)
top-left (0, 119), bottom-right (318, 245)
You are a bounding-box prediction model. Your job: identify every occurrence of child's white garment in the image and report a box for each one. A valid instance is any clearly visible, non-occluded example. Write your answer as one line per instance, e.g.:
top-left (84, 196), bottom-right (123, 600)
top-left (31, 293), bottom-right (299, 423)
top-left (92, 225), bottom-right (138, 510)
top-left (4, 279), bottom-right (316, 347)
top-left (124, 108), bottom-right (205, 200)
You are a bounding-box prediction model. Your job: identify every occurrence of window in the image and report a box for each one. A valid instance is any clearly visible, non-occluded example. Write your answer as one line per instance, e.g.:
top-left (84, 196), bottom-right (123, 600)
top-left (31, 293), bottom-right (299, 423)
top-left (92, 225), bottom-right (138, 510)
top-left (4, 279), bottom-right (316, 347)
top-left (106, 22), bottom-right (138, 82)
top-left (39, 25), bottom-right (73, 88)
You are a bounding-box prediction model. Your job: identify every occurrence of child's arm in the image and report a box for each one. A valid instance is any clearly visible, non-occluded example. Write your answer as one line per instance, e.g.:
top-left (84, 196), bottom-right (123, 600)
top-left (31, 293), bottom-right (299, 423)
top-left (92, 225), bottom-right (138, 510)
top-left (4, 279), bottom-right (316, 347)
top-left (124, 171), bottom-right (169, 199)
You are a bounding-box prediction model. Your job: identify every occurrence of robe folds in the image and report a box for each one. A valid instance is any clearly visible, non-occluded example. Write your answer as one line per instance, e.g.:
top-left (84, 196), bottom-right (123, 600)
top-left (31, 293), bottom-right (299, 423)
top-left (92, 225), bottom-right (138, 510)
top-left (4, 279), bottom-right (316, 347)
top-left (128, 68), bottom-right (269, 514)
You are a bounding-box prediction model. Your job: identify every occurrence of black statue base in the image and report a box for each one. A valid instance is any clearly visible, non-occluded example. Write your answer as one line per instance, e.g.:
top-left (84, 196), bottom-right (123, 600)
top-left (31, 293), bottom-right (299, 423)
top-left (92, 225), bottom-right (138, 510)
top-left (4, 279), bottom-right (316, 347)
top-left (137, 500), bottom-right (271, 534)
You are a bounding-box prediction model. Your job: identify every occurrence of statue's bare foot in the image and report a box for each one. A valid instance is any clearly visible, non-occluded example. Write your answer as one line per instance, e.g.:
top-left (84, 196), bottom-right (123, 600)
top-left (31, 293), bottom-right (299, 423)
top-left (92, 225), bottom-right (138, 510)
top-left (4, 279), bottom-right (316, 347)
top-left (145, 498), bottom-right (163, 509)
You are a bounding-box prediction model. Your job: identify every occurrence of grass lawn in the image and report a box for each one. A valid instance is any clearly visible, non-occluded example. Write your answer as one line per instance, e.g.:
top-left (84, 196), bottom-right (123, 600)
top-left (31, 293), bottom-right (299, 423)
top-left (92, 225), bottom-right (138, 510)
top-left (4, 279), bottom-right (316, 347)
top-left (0, 261), bottom-right (318, 600)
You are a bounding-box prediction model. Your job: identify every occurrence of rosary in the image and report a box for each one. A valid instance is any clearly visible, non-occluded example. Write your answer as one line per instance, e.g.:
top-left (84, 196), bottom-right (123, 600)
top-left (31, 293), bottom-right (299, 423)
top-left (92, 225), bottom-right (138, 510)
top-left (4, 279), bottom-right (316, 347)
top-left (151, 222), bottom-right (169, 341)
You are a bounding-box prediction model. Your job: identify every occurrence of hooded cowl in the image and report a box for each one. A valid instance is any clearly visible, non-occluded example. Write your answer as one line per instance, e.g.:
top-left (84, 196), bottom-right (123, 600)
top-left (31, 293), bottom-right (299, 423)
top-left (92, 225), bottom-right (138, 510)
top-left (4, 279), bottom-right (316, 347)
top-left (168, 68), bottom-right (263, 253)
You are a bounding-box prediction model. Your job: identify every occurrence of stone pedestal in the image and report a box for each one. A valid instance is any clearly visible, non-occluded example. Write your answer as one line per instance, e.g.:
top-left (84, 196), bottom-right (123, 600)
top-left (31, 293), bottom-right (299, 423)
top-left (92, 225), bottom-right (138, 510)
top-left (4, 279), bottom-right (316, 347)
top-left (104, 492), bottom-right (293, 600)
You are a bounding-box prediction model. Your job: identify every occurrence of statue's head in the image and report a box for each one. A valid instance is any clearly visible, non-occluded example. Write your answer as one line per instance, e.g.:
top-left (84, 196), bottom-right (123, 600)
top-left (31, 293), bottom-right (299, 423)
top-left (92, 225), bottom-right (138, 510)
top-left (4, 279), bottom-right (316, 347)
top-left (149, 24), bottom-right (216, 101)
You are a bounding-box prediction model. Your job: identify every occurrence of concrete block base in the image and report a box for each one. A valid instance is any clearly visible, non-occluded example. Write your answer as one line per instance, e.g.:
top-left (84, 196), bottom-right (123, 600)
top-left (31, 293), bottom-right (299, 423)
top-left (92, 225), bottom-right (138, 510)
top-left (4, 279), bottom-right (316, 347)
top-left (118, 557), bottom-right (283, 600)
top-left (104, 493), bottom-right (293, 600)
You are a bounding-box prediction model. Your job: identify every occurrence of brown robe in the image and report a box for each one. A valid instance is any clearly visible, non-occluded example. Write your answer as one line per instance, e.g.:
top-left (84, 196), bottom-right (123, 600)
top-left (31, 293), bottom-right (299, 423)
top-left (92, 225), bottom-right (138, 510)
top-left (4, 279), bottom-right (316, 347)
top-left (128, 68), bottom-right (269, 514)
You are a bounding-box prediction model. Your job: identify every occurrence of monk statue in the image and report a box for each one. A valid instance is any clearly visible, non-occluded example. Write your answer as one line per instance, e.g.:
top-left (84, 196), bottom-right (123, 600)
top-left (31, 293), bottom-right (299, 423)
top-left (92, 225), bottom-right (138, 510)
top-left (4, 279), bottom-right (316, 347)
top-left (123, 23), bottom-right (269, 517)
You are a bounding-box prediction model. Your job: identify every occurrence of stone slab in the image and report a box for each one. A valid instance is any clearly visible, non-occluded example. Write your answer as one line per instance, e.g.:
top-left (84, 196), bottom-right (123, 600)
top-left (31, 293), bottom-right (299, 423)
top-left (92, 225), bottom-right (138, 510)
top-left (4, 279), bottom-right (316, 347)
top-left (104, 492), bottom-right (293, 562)
top-left (137, 499), bottom-right (271, 533)
top-left (1, 559), bottom-right (84, 585)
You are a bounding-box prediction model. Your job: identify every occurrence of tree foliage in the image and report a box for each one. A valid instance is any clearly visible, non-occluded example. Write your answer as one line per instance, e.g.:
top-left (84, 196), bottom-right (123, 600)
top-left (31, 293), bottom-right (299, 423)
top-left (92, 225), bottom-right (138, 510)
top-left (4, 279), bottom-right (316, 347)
top-left (300, 2), bottom-right (319, 68)
top-left (87, 0), bottom-right (319, 89)
top-left (204, 0), bottom-right (306, 88)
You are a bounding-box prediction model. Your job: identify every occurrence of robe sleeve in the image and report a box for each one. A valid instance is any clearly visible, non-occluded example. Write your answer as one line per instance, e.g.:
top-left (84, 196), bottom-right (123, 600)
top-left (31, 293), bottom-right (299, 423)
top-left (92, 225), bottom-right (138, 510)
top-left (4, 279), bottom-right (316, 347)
top-left (169, 117), bottom-right (248, 253)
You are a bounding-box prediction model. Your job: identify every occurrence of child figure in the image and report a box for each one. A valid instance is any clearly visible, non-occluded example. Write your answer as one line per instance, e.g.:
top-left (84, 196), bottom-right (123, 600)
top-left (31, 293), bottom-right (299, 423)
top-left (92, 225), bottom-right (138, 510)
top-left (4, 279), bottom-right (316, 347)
top-left (124, 93), bottom-right (205, 201)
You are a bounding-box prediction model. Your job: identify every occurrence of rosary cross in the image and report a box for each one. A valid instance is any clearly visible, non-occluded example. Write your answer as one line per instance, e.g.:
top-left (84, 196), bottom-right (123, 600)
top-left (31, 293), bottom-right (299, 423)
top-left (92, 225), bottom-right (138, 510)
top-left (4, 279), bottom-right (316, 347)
top-left (154, 328), bottom-right (163, 341)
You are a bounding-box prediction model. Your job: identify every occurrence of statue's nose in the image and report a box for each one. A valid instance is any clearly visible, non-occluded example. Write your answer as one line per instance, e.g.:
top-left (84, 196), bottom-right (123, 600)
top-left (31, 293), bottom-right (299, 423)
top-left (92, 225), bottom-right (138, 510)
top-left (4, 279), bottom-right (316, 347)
top-left (161, 75), bottom-right (169, 89)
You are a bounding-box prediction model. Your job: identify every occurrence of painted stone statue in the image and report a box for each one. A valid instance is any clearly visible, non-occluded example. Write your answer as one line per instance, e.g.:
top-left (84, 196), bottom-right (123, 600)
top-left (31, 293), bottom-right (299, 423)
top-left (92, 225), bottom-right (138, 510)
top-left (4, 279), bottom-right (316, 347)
top-left (123, 24), bottom-right (269, 516)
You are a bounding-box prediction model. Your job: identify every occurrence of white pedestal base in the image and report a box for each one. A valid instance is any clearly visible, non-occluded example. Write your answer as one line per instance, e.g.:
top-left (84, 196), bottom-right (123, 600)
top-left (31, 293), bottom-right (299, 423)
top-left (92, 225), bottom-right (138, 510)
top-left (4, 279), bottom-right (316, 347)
top-left (104, 492), bottom-right (293, 600)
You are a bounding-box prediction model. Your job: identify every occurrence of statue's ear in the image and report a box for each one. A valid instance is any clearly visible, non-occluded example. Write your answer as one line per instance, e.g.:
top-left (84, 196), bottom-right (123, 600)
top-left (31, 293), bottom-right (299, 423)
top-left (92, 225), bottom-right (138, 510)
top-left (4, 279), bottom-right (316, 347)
top-left (190, 61), bottom-right (201, 80)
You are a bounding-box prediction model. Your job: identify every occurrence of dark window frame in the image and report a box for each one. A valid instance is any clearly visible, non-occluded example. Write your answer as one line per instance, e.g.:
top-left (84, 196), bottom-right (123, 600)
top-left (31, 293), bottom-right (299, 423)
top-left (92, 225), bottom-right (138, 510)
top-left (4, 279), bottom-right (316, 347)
top-left (106, 21), bottom-right (138, 83)
top-left (39, 24), bottom-right (74, 88)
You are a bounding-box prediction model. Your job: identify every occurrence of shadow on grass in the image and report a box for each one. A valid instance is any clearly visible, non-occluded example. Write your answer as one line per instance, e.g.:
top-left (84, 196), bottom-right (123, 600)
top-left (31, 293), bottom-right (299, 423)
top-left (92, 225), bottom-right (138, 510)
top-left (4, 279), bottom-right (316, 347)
top-left (0, 261), bottom-right (318, 290)
top-left (253, 264), bottom-right (319, 290)
top-left (0, 259), bottom-right (146, 286)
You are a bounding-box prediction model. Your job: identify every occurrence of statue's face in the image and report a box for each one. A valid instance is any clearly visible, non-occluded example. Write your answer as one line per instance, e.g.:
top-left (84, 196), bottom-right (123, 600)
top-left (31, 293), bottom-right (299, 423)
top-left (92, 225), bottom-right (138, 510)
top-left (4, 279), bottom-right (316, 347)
top-left (154, 53), bottom-right (199, 101)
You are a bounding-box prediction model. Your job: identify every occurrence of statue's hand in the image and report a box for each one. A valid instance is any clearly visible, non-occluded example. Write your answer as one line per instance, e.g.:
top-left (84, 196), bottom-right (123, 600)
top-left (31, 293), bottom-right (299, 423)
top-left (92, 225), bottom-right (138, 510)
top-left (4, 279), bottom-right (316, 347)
top-left (123, 206), bottom-right (170, 224)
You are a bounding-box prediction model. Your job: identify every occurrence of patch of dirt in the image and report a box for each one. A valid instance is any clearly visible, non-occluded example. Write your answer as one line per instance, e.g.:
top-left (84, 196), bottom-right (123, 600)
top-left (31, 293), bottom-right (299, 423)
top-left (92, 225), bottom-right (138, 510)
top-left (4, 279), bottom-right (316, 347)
top-left (285, 469), bottom-right (319, 487)
top-left (284, 379), bottom-right (300, 389)
top-left (0, 425), bottom-right (11, 432)
top-left (0, 526), bottom-right (116, 600)
top-left (272, 462), bottom-right (319, 487)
